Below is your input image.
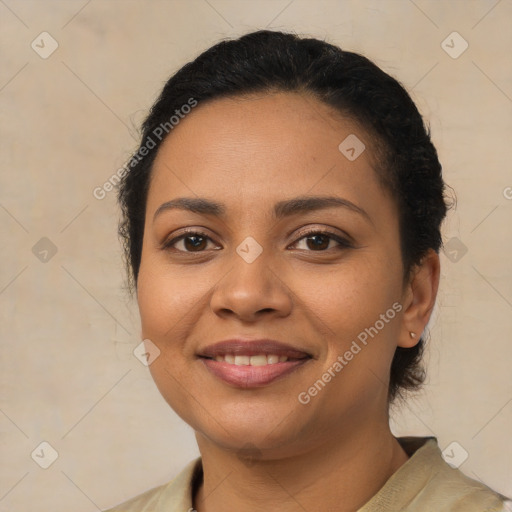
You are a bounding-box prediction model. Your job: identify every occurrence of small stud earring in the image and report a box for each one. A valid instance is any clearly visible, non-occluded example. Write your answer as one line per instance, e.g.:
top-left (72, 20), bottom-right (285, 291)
top-left (409, 332), bottom-right (417, 339)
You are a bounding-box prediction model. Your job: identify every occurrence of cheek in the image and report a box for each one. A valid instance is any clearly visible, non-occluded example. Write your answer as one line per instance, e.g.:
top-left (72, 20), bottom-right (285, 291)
top-left (136, 256), bottom-right (198, 339)
top-left (308, 255), bottom-right (403, 377)
top-left (137, 269), bottom-right (171, 337)
top-left (314, 259), bottom-right (401, 326)
top-left (136, 259), bottom-right (206, 425)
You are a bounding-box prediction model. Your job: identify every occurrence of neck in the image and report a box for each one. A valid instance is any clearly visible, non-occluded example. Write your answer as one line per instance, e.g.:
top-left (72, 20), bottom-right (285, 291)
top-left (193, 421), bottom-right (409, 512)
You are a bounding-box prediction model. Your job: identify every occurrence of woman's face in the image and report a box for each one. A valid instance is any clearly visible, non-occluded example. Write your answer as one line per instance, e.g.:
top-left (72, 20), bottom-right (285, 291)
top-left (137, 92), bottom-right (413, 457)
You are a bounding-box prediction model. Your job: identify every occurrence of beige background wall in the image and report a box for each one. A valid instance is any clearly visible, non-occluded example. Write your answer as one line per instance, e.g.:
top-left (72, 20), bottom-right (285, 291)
top-left (1, 0), bottom-right (511, 510)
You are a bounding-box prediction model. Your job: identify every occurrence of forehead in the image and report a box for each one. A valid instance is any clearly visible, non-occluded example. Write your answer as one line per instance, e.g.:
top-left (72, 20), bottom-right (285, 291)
top-left (154, 91), bottom-right (367, 162)
top-left (147, 91), bottom-right (394, 221)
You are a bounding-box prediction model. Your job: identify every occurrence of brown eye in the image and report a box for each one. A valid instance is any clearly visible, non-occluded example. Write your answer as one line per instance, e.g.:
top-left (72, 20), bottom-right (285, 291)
top-left (304, 233), bottom-right (331, 251)
top-left (291, 230), bottom-right (352, 252)
top-left (181, 234), bottom-right (208, 252)
top-left (162, 231), bottom-right (218, 253)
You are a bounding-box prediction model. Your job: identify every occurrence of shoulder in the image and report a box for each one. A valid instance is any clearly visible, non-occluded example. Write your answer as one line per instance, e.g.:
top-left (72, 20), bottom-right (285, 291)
top-left (102, 458), bottom-right (201, 512)
top-left (361, 437), bottom-right (510, 512)
top-left (102, 481), bottom-right (168, 512)
top-left (421, 460), bottom-right (509, 511)
top-left (400, 437), bottom-right (509, 511)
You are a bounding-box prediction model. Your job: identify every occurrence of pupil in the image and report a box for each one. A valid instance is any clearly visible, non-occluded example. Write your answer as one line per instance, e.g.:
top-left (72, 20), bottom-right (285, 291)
top-left (308, 235), bottom-right (328, 250)
top-left (186, 236), bottom-right (205, 251)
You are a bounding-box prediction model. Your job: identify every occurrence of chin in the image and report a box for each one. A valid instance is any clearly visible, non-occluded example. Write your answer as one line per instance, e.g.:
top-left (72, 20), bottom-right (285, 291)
top-left (193, 403), bottom-right (310, 453)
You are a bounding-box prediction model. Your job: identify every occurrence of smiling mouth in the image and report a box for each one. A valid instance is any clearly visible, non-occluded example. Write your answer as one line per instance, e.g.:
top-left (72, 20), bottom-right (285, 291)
top-left (197, 338), bottom-right (313, 388)
top-left (199, 353), bottom-right (311, 388)
top-left (206, 353), bottom-right (300, 365)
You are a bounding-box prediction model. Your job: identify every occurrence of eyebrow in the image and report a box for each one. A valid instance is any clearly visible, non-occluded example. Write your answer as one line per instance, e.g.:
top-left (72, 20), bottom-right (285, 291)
top-left (153, 195), bottom-right (372, 224)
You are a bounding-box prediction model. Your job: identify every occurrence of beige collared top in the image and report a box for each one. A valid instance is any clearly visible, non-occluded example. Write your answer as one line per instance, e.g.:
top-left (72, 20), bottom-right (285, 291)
top-left (103, 436), bottom-right (510, 511)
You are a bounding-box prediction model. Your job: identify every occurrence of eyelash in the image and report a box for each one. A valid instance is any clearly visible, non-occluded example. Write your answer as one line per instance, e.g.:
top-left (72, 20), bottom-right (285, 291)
top-left (161, 227), bottom-right (353, 254)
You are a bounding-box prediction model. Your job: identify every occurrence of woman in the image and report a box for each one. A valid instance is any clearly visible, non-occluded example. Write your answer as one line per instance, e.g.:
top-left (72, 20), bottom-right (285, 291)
top-left (105, 30), bottom-right (509, 511)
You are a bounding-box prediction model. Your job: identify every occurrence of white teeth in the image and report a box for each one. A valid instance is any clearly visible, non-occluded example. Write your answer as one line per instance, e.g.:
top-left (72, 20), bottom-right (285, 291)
top-left (250, 355), bottom-right (268, 366)
top-left (234, 355), bottom-right (250, 366)
top-left (213, 354), bottom-right (288, 365)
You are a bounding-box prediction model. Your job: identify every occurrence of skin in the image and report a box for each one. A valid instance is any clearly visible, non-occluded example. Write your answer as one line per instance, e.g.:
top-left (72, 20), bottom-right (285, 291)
top-left (136, 91), bottom-right (440, 512)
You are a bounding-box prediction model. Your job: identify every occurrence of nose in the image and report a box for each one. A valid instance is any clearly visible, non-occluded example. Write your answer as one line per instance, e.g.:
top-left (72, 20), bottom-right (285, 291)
top-left (209, 250), bottom-right (293, 322)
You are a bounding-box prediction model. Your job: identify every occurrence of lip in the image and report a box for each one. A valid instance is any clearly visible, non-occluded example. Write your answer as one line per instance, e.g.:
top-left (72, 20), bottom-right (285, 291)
top-left (198, 338), bottom-right (312, 388)
top-left (198, 338), bottom-right (312, 359)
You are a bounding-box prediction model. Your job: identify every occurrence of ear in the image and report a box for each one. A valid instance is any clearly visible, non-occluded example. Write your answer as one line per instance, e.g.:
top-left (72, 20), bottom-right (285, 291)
top-left (398, 249), bottom-right (441, 348)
